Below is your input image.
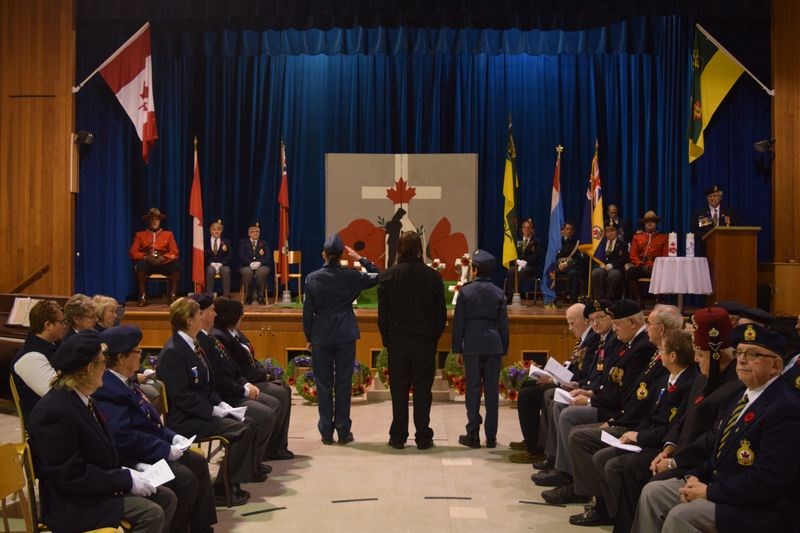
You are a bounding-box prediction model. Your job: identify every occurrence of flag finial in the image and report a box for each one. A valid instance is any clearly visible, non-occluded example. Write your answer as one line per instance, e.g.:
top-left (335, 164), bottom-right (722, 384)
top-left (556, 144), bottom-right (564, 154)
top-left (193, 136), bottom-right (198, 149)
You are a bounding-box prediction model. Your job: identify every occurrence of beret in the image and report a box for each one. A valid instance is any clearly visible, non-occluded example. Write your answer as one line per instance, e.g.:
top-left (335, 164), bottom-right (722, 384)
top-left (714, 300), bottom-right (744, 316)
top-left (471, 249), bottom-right (496, 273)
top-left (190, 294), bottom-right (214, 310)
top-left (607, 299), bottom-right (640, 319)
top-left (100, 325), bottom-right (143, 355)
top-left (584, 299), bottom-right (613, 318)
top-left (52, 330), bottom-right (104, 374)
top-left (732, 323), bottom-right (785, 356)
top-left (738, 307), bottom-right (773, 326)
top-left (323, 234), bottom-right (344, 255)
top-left (704, 184), bottom-right (722, 195)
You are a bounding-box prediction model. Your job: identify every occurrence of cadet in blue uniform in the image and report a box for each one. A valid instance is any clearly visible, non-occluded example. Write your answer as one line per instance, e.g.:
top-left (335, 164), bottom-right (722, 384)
top-left (452, 249), bottom-right (509, 448)
top-left (237, 221), bottom-right (270, 304)
top-left (303, 234), bottom-right (380, 444)
top-left (205, 219), bottom-right (232, 297)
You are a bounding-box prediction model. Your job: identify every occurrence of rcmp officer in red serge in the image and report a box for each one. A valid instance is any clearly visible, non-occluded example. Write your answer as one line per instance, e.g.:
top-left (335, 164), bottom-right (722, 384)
top-left (625, 211), bottom-right (668, 307)
top-left (205, 219), bottom-right (232, 297)
top-left (238, 221), bottom-right (270, 304)
top-left (634, 323), bottom-right (800, 533)
top-left (129, 207), bottom-right (182, 306)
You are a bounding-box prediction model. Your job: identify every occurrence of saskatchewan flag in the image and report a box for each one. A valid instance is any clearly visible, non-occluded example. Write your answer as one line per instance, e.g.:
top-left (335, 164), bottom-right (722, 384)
top-left (502, 119), bottom-right (519, 268)
top-left (688, 26), bottom-right (745, 163)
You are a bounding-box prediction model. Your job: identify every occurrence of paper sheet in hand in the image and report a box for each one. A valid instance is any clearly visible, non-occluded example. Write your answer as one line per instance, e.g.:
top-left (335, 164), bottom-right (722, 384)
top-left (139, 459), bottom-right (175, 487)
top-left (600, 430), bottom-right (642, 453)
top-left (553, 388), bottom-right (575, 405)
top-left (176, 435), bottom-right (196, 452)
top-left (544, 357), bottom-right (574, 385)
top-left (227, 406), bottom-right (247, 422)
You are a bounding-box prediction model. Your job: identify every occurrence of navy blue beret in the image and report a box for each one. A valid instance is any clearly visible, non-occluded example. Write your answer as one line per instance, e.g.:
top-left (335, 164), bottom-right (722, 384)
top-left (732, 323), bottom-right (785, 356)
top-left (607, 299), bottom-right (641, 319)
top-left (52, 330), bottom-right (104, 374)
top-left (471, 249), bottom-right (496, 273)
top-left (584, 299), bottom-right (613, 318)
top-left (100, 325), bottom-right (143, 355)
top-left (190, 294), bottom-right (214, 310)
top-left (324, 234), bottom-right (344, 255)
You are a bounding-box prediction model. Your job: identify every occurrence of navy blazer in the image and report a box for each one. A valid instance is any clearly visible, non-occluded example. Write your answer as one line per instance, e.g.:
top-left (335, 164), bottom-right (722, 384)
top-left (686, 375), bottom-right (800, 533)
top-left (212, 328), bottom-right (267, 384)
top-left (694, 206), bottom-right (733, 236)
top-left (28, 388), bottom-right (132, 533)
top-left (594, 238), bottom-right (627, 270)
top-left (157, 333), bottom-right (222, 437)
top-left (197, 330), bottom-right (247, 405)
top-left (205, 237), bottom-right (232, 266)
top-left (518, 237), bottom-right (542, 269)
top-left (303, 258), bottom-right (380, 346)
top-left (451, 278), bottom-right (509, 356)
top-left (237, 238), bottom-right (270, 268)
top-left (93, 370), bottom-right (176, 466)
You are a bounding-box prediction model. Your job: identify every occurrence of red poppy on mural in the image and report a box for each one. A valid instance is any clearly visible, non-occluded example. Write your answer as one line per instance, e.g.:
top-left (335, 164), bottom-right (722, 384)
top-left (427, 217), bottom-right (468, 281)
top-left (338, 218), bottom-right (387, 269)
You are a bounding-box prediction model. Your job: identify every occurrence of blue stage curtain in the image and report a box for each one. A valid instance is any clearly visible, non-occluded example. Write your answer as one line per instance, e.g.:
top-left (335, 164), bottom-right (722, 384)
top-left (74, 16), bottom-right (771, 299)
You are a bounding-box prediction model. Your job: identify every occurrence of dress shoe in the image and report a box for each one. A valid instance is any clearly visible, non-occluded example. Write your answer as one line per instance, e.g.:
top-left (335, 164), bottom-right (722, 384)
top-left (541, 483), bottom-right (590, 505)
top-left (265, 450), bottom-right (295, 460)
top-left (532, 456), bottom-right (555, 470)
top-left (485, 438), bottom-right (497, 449)
top-left (416, 440), bottom-right (434, 450)
top-left (509, 451), bottom-right (546, 464)
top-left (321, 436), bottom-right (334, 445)
top-left (569, 506), bottom-right (613, 527)
top-left (458, 433), bottom-right (481, 448)
top-left (338, 432), bottom-right (354, 445)
top-left (509, 440), bottom-right (527, 451)
top-left (257, 463), bottom-right (272, 475)
top-left (531, 469), bottom-right (570, 487)
top-left (252, 470), bottom-right (268, 482)
top-left (257, 295), bottom-right (265, 305)
top-left (245, 295), bottom-right (254, 305)
top-left (388, 440), bottom-right (405, 450)
top-left (213, 485), bottom-right (249, 507)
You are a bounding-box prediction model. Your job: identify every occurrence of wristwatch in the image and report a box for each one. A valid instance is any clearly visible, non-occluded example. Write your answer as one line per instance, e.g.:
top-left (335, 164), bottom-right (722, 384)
top-left (667, 459), bottom-right (675, 470)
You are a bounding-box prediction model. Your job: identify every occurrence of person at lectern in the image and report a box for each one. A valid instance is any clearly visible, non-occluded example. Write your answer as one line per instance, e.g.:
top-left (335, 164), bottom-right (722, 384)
top-left (377, 231), bottom-right (447, 450)
top-left (303, 234), bottom-right (380, 445)
top-left (129, 207), bottom-right (181, 307)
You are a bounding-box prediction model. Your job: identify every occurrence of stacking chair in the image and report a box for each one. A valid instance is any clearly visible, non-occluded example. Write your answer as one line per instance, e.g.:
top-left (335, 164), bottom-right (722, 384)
top-left (0, 442), bottom-right (33, 533)
top-left (272, 250), bottom-right (303, 303)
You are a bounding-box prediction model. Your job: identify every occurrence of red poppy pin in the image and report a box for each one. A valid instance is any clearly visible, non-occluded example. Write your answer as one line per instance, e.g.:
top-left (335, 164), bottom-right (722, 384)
top-left (618, 349), bottom-right (627, 358)
top-left (668, 384), bottom-right (677, 394)
top-left (694, 395), bottom-right (704, 405)
top-left (743, 412), bottom-right (755, 424)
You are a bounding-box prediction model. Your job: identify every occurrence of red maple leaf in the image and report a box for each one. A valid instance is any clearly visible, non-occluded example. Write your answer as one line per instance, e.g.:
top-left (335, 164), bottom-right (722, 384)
top-left (386, 178), bottom-right (416, 205)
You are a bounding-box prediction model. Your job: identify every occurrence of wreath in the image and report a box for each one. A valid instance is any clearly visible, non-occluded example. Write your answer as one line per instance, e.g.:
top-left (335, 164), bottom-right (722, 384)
top-left (500, 362), bottom-right (531, 401)
top-left (443, 352), bottom-right (466, 395)
top-left (261, 358), bottom-right (287, 383)
top-left (376, 348), bottom-right (390, 389)
top-left (352, 360), bottom-right (373, 397)
top-left (295, 369), bottom-right (318, 403)
top-left (287, 354), bottom-right (312, 387)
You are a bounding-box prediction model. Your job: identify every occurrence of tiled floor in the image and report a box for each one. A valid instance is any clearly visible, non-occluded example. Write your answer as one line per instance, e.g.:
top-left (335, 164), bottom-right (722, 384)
top-left (0, 397), bottom-right (609, 532)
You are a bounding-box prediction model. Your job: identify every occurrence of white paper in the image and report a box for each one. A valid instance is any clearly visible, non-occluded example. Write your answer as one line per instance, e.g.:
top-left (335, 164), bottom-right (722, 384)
top-left (544, 357), bottom-right (575, 385)
top-left (139, 459), bottom-right (175, 487)
top-left (226, 406), bottom-right (247, 422)
top-left (175, 435), bottom-right (196, 452)
top-left (6, 297), bottom-right (44, 327)
top-left (553, 388), bottom-right (575, 405)
top-left (600, 430), bottom-right (642, 453)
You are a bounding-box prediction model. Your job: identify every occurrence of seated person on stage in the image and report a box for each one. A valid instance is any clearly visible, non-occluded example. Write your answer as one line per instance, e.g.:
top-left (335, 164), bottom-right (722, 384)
top-left (129, 207), bottom-right (181, 307)
top-left (156, 297), bottom-right (263, 507)
top-left (212, 297), bottom-right (294, 460)
top-left (238, 221), bottom-right (270, 304)
top-left (11, 300), bottom-right (67, 425)
top-left (94, 325), bottom-right (217, 533)
top-left (552, 221), bottom-right (586, 302)
top-left (609, 306), bottom-right (740, 533)
top-left (28, 331), bottom-right (176, 533)
top-left (63, 293), bottom-right (98, 340)
top-left (590, 221), bottom-right (627, 300)
top-left (625, 210), bottom-right (668, 306)
top-left (205, 219), bottom-right (232, 297)
top-left (633, 323), bottom-right (800, 533)
top-left (606, 203), bottom-right (633, 243)
top-left (507, 217), bottom-right (541, 301)
top-left (534, 300), bottom-right (656, 505)
top-left (565, 328), bottom-right (698, 528)
top-left (509, 301), bottom-right (601, 464)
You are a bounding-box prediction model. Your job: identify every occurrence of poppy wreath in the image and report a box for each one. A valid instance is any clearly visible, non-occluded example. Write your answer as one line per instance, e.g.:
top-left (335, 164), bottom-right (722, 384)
top-left (500, 362), bottom-right (531, 401)
top-left (261, 358), bottom-right (287, 383)
top-left (295, 369), bottom-right (318, 403)
top-left (287, 354), bottom-right (312, 387)
top-left (443, 352), bottom-right (466, 395)
top-left (376, 347), bottom-right (391, 389)
top-left (351, 360), bottom-right (373, 397)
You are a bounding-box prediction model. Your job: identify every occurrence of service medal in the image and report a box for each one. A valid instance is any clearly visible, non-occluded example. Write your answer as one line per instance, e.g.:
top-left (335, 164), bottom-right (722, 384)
top-left (736, 440), bottom-right (754, 466)
top-left (636, 382), bottom-right (648, 401)
top-left (669, 406), bottom-right (678, 422)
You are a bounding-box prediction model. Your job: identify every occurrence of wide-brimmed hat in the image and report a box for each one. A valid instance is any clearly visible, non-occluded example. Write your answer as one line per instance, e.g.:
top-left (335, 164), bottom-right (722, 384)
top-left (638, 210), bottom-right (662, 224)
top-left (142, 207), bottom-right (167, 222)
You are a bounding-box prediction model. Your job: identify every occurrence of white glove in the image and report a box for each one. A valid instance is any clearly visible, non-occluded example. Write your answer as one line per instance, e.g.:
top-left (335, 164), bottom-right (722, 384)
top-left (168, 445), bottom-right (183, 461)
top-left (212, 405), bottom-right (227, 418)
top-left (133, 462), bottom-right (151, 472)
top-left (172, 434), bottom-right (191, 447)
top-left (129, 471), bottom-right (156, 497)
top-left (249, 261), bottom-right (261, 270)
top-left (515, 259), bottom-right (527, 268)
top-left (605, 263), bottom-right (613, 270)
top-left (142, 368), bottom-right (156, 378)
top-left (211, 262), bottom-right (222, 271)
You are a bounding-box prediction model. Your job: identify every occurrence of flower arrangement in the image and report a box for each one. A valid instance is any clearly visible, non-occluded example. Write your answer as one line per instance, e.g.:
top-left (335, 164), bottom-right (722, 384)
top-left (443, 352), bottom-right (466, 395)
top-left (500, 362), bottom-right (531, 401)
top-left (351, 360), bottom-right (373, 397)
top-left (376, 348), bottom-right (390, 389)
top-left (261, 358), bottom-right (286, 383)
top-left (287, 354), bottom-right (312, 387)
top-left (295, 369), bottom-right (318, 403)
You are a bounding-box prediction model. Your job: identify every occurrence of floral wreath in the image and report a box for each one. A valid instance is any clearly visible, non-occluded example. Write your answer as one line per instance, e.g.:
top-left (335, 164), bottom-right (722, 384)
top-left (443, 352), bottom-right (466, 394)
top-left (288, 355), bottom-right (317, 402)
top-left (261, 358), bottom-right (287, 383)
top-left (351, 360), bottom-right (373, 397)
top-left (500, 362), bottom-right (531, 401)
top-left (376, 348), bottom-right (390, 389)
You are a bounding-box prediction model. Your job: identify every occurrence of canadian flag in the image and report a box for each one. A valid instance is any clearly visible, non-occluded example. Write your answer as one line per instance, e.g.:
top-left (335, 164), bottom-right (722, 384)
top-left (98, 23), bottom-right (158, 162)
top-left (278, 140), bottom-right (290, 286)
top-left (189, 141), bottom-right (204, 292)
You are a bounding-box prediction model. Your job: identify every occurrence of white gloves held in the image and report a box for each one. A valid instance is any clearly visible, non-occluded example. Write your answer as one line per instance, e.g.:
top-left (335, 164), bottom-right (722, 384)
top-left (515, 259), bottom-right (527, 268)
top-left (129, 470), bottom-right (156, 497)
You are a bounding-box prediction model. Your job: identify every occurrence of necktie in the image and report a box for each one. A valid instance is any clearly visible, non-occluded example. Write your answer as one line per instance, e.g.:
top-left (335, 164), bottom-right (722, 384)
top-left (213, 238), bottom-right (219, 252)
top-left (569, 338), bottom-right (583, 369)
top-left (87, 398), bottom-right (103, 426)
top-left (129, 379), bottom-right (162, 427)
top-left (716, 394), bottom-right (749, 459)
top-left (523, 238), bottom-right (529, 249)
top-left (252, 240), bottom-right (257, 251)
top-left (712, 209), bottom-right (719, 226)
top-left (194, 339), bottom-right (210, 380)
top-left (606, 240), bottom-right (613, 255)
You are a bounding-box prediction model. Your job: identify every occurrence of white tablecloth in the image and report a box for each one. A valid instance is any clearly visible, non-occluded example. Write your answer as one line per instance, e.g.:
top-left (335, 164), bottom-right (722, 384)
top-left (649, 257), bottom-right (712, 295)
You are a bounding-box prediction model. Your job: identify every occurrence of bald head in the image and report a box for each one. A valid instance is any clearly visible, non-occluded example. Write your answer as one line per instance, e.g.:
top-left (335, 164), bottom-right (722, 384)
top-left (566, 303), bottom-right (589, 340)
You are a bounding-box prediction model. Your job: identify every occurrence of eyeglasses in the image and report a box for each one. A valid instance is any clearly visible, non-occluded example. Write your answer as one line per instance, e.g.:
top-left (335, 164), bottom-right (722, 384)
top-left (735, 349), bottom-right (778, 362)
top-left (589, 316), bottom-right (609, 324)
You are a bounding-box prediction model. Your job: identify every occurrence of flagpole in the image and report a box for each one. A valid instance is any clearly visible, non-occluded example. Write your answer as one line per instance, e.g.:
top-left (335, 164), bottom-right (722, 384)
top-left (695, 24), bottom-right (774, 97)
top-left (72, 22), bottom-right (151, 93)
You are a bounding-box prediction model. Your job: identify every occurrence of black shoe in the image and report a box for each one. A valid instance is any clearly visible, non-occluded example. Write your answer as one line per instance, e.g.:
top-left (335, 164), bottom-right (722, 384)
top-left (416, 440), bottom-right (434, 450)
top-left (257, 463), bottom-right (272, 475)
top-left (541, 483), bottom-right (590, 505)
top-left (257, 295), bottom-right (266, 305)
top-left (569, 506), bottom-right (613, 527)
top-left (533, 456), bottom-right (555, 470)
top-left (265, 450), bottom-right (295, 460)
top-left (485, 438), bottom-right (497, 449)
top-left (509, 440), bottom-right (527, 451)
top-left (252, 469), bottom-right (268, 483)
top-left (458, 434), bottom-right (481, 448)
top-left (531, 469), bottom-right (571, 487)
top-left (321, 436), bottom-right (334, 445)
top-left (213, 485), bottom-right (249, 507)
top-left (338, 432), bottom-right (354, 445)
top-left (388, 440), bottom-right (405, 450)
top-left (245, 295), bottom-right (253, 304)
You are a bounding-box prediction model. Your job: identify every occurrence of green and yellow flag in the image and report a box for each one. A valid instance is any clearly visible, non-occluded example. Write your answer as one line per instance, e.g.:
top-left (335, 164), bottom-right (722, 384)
top-left (688, 26), bottom-right (745, 163)
top-left (502, 119), bottom-right (519, 267)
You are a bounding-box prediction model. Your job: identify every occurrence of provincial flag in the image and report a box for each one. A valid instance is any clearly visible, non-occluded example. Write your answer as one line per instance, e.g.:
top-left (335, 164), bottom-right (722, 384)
top-left (98, 23), bottom-right (158, 162)
top-left (578, 142), bottom-right (603, 257)
top-left (688, 26), bottom-right (744, 163)
top-left (541, 146), bottom-right (565, 306)
top-left (502, 119), bottom-right (519, 268)
top-left (189, 139), bottom-right (204, 292)
top-left (278, 140), bottom-right (290, 286)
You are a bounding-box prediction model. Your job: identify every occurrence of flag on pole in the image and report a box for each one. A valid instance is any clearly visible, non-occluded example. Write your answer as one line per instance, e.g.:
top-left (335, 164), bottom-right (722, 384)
top-left (578, 141), bottom-right (604, 257)
top-left (98, 23), bottom-right (158, 162)
top-left (541, 146), bottom-right (565, 306)
top-left (502, 117), bottom-right (519, 268)
top-left (278, 139), bottom-right (290, 287)
top-left (189, 138), bottom-right (204, 293)
top-left (688, 26), bottom-right (744, 163)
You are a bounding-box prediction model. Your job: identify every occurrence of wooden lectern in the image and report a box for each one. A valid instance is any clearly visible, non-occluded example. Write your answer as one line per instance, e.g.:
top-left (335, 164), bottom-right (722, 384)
top-left (702, 226), bottom-right (761, 307)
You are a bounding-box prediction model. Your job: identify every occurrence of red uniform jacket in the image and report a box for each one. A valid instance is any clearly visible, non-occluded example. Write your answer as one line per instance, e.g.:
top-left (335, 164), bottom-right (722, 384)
top-left (628, 231), bottom-right (667, 268)
top-left (128, 229), bottom-right (179, 263)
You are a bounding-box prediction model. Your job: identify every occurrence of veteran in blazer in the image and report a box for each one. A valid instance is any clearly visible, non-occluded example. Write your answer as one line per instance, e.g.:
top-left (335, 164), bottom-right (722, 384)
top-left (238, 221), bottom-right (271, 304)
top-left (205, 219), bottom-right (233, 297)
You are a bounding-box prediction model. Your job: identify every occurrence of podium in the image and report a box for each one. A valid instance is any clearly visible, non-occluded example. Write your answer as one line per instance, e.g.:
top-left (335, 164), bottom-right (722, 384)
top-left (702, 226), bottom-right (760, 307)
